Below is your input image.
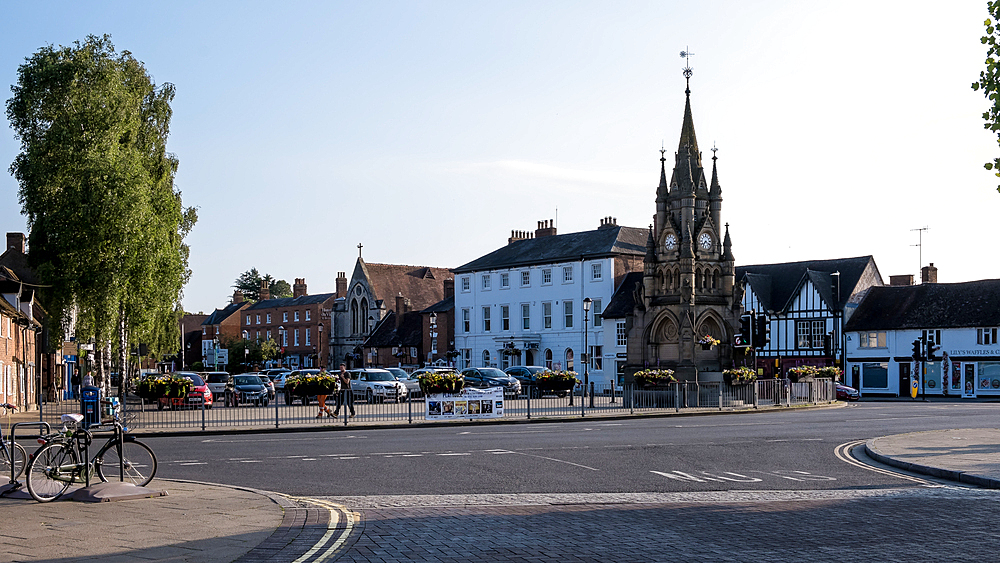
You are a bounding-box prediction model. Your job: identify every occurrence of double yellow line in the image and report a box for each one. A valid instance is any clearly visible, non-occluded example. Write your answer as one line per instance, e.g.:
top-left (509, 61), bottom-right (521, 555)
top-left (286, 496), bottom-right (357, 563)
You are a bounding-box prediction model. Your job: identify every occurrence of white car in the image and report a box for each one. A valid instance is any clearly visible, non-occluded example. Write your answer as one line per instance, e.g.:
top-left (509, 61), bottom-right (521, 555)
top-left (349, 369), bottom-right (408, 403)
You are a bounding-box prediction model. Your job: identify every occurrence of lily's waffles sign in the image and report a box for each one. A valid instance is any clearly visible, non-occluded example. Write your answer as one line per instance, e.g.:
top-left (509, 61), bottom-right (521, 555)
top-left (426, 387), bottom-right (504, 420)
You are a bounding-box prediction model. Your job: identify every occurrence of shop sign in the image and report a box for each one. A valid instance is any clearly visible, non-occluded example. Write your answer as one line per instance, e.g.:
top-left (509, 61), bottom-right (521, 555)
top-left (426, 387), bottom-right (503, 420)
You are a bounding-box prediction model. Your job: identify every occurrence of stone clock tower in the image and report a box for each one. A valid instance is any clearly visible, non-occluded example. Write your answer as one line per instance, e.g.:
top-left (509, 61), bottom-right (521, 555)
top-left (625, 79), bottom-right (742, 382)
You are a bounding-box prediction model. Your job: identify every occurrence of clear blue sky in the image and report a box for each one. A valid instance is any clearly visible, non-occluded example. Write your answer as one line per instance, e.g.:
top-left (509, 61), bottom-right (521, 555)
top-left (2, 1), bottom-right (996, 314)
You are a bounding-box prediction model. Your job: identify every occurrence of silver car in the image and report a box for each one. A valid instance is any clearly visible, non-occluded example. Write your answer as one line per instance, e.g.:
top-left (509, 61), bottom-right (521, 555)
top-left (348, 369), bottom-right (408, 403)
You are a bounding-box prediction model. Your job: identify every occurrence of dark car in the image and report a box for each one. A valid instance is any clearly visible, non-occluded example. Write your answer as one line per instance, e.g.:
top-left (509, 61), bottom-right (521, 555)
top-left (461, 367), bottom-right (522, 396)
top-left (836, 383), bottom-right (860, 401)
top-left (504, 366), bottom-right (550, 398)
top-left (228, 374), bottom-right (270, 406)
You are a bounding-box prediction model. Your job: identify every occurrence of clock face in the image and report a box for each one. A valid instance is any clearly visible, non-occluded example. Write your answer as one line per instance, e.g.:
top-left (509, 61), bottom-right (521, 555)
top-left (698, 232), bottom-right (712, 250)
top-left (664, 233), bottom-right (677, 251)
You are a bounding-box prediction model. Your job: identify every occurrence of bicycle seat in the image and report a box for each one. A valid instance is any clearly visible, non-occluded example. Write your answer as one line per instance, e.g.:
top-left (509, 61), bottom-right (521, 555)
top-left (61, 413), bottom-right (84, 424)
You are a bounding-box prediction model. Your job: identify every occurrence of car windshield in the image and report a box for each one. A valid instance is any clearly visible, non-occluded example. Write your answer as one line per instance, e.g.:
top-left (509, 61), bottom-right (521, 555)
top-left (367, 372), bottom-right (395, 382)
top-left (235, 376), bottom-right (261, 385)
top-left (207, 374), bottom-right (228, 383)
top-left (479, 368), bottom-right (507, 379)
top-left (180, 374), bottom-right (205, 386)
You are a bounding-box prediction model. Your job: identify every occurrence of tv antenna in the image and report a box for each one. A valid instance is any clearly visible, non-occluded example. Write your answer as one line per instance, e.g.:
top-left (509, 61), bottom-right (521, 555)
top-left (911, 226), bottom-right (929, 279)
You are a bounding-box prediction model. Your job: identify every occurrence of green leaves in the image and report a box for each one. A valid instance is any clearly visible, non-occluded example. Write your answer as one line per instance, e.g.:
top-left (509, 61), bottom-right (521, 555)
top-left (6, 34), bottom-right (195, 362)
top-left (977, 3), bottom-right (1000, 193)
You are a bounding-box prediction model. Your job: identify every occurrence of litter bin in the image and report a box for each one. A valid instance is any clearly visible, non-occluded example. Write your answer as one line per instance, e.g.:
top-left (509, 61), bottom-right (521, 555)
top-left (80, 385), bottom-right (101, 429)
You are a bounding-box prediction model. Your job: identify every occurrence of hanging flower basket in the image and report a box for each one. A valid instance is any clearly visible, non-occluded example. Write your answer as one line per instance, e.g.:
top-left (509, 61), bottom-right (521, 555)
top-left (417, 371), bottom-right (465, 395)
top-left (787, 365), bottom-right (842, 382)
top-left (136, 374), bottom-right (192, 400)
top-left (534, 370), bottom-right (578, 392)
top-left (633, 369), bottom-right (677, 388)
top-left (698, 334), bottom-right (721, 350)
top-left (723, 367), bottom-right (757, 386)
top-left (285, 373), bottom-right (339, 395)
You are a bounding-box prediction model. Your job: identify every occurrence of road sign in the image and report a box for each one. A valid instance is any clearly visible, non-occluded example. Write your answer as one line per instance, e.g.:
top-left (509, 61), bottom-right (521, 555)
top-left (217, 349), bottom-right (229, 365)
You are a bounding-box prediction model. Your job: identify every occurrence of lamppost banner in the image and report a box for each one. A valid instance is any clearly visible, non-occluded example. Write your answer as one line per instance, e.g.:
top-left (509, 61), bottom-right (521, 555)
top-left (425, 387), bottom-right (504, 420)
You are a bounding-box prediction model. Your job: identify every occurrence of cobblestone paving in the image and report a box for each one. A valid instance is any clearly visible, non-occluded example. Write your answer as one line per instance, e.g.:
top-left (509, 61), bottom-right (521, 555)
top-left (322, 489), bottom-right (1000, 563)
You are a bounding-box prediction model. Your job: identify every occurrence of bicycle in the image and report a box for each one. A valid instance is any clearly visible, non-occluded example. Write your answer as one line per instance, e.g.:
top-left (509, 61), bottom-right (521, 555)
top-left (0, 403), bottom-right (26, 481)
top-left (25, 413), bottom-right (157, 502)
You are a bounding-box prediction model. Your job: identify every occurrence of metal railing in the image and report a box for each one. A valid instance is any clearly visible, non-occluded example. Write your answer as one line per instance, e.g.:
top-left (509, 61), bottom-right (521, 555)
top-left (38, 379), bottom-right (836, 431)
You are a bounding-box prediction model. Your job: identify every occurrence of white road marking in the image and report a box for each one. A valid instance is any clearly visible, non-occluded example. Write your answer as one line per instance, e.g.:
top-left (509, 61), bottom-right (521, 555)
top-left (438, 453), bottom-right (471, 456)
top-left (833, 440), bottom-right (943, 487)
top-left (179, 462), bottom-right (206, 466)
top-left (240, 460), bottom-right (262, 463)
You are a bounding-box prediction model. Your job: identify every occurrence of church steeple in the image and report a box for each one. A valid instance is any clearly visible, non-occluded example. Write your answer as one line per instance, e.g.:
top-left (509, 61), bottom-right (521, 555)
top-left (657, 147), bottom-right (669, 199)
top-left (709, 146), bottom-right (721, 197)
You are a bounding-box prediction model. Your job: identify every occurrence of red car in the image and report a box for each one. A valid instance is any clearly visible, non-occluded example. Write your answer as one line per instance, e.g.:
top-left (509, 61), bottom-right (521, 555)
top-left (836, 383), bottom-right (860, 401)
top-left (158, 372), bottom-right (214, 410)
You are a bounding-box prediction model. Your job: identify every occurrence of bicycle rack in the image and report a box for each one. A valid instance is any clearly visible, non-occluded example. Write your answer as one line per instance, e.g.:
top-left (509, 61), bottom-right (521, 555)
top-left (0, 421), bottom-right (51, 496)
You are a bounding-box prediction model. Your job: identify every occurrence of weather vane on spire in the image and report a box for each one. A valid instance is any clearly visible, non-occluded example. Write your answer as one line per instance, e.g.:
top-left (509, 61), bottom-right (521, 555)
top-left (711, 142), bottom-right (718, 160)
top-left (680, 47), bottom-right (694, 88)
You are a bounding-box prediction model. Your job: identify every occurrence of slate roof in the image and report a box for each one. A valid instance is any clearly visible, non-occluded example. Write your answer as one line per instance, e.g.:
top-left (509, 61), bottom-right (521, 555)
top-left (422, 294), bottom-right (454, 314)
top-left (364, 310), bottom-right (424, 347)
top-left (201, 301), bottom-right (248, 326)
top-left (356, 261), bottom-right (452, 313)
top-left (845, 280), bottom-right (1000, 331)
top-left (453, 225), bottom-right (647, 273)
top-left (244, 293), bottom-right (337, 311)
top-left (0, 244), bottom-right (40, 286)
top-left (736, 256), bottom-right (878, 313)
top-left (601, 272), bottom-right (644, 319)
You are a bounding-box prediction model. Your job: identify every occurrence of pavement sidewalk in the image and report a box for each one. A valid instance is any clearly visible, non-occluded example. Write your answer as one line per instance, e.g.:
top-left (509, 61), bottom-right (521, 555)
top-left (866, 428), bottom-right (1000, 488)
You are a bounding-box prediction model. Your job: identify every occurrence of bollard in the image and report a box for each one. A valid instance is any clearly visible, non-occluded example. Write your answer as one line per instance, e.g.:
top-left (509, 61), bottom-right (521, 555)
top-left (718, 383), bottom-right (723, 411)
top-left (407, 392), bottom-right (412, 424)
top-left (589, 382), bottom-right (595, 408)
top-left (526, 385), bottom-right (531, 419)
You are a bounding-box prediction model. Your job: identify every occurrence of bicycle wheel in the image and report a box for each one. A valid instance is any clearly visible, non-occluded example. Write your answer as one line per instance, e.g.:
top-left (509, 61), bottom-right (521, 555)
top-left (96, 440), bottom-right (157, 487)
top-left (0, 440), bottom-right (27, 480)
top-left (26, 442), bottom-right (77, 502)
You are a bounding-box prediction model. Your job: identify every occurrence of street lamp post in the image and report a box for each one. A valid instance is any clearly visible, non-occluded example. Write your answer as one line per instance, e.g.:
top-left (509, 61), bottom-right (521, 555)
top-left (278, 325), bottom-right (285, 368)
top-left (242, 330), bottom-right (249, 371)
top-left (583, 298), bottom-right (592, 412)
top-left (429, 312), bottom-right (438, 365)
top-left (318, 322), bottom-right (324, 370)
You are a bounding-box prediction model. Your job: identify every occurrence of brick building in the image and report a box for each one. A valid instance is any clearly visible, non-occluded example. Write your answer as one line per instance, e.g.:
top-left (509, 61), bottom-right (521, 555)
top-left (242, 278), bottom-right (337, 369)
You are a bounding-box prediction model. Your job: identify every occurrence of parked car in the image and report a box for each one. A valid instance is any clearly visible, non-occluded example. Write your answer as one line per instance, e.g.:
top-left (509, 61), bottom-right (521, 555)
top-left (261, 368), bottom-right (292, 391)
top-left (504, 366), bottom-right (551, 398)
top-left (461, 367), bottom-right (522, 396)
top-left (253, 372), bottom-right (276, 400)
top-left (348, 369), bottom-right (408, 403)
top-left (228, 374), bottom-right (271, 406)
top-left (836, 383), bottom-right (860, 401)
top-left (204, 372), bottom-right (232, 401)
top-left (386, 367), bottom-right (421, 397)
top-left (158, 372), bottom-right (214, 410)
top-left (282, 369), bottom-right (331, 405)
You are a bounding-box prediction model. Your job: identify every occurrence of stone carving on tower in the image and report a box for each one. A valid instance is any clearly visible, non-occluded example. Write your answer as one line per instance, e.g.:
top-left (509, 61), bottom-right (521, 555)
top-left (625, 71), bottom-right (741, 382)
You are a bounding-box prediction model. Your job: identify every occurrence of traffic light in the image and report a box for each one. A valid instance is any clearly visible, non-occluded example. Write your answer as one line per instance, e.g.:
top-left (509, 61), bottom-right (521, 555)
top-left (754, 314), bottom-right (770, 348)
top-left (911, 339), bottom-right (923, 362)
top-left (926, 340), bottom-right (940, 362)
top-left (737, 313), bottom-right (754, 348)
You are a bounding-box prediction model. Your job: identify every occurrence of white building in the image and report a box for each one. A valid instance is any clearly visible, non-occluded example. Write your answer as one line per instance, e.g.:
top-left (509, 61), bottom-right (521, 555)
top-left (844, 279), bottom-right (1000, 398)
top-left (452, 218), bottom-right (645, 386)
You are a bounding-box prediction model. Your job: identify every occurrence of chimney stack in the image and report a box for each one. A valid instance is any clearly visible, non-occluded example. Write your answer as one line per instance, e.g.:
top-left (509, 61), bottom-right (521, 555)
top-left (597, 217), bottom-right (618, 230)
top-left (259, 279), bottom-right (270, 301)
top-left (444, 278), bottom-right (455, 299)
top-left (921, 263), bottom-right (938, 284)
top-left (335, 272), bottom-right (348, 299)
top-left (534, 219), bottom-right (556, 238)
top-left (6, 233), bottom-right (25, 254)
top-left (293, 277), bottom-right (307, 298)
top-left (233, 290), bottom-right (245, 303)
top-left (508, 230), bottom-right (534, 245)
top-left (889, 275), bottom-right (914, 286)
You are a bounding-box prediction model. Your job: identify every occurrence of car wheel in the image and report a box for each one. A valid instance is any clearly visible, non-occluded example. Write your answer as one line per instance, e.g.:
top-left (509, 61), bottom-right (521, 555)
top-left (157, 401), bottom-right (164, 411)
top-left (531, 387), bottom-right (541, 399)
top-left (263, 398), bottom-right (269, 407)
top-left (206, 404), bottom-right (212, 410)
top-left (366, 389), bottom-right (374, 403)
top-left (303, 396), bottom-right (310, 406)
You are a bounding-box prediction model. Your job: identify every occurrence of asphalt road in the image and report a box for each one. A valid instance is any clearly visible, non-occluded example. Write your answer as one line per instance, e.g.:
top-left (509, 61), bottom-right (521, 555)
top-left (146, 401), bottom-right (1000, 496)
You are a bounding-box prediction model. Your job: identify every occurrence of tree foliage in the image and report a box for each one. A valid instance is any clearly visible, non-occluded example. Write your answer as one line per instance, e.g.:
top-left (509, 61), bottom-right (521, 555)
top-left (6, 35), bottom-right (195, 377)
top-left (233, 268), bottom-right (292, 301)
top-left (974, 1), bottom-right (1000, 193)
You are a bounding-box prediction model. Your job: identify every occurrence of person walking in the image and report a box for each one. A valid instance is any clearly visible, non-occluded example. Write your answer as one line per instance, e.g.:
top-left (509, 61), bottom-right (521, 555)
top-left (317, 369), bottom-right (333, 418)
top-left (332, 363), bottom-right (355, 418)
top-left (82, 371), bottom-right (94, 388)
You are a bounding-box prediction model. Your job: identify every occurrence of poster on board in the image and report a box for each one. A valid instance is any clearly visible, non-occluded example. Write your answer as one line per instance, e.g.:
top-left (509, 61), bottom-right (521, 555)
top-left (425, 386), bottom-right (504, 420)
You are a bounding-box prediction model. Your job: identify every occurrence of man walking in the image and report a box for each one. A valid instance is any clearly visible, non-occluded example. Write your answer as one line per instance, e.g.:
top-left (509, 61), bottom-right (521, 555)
top-left (332, 363), bottom-right (355, 418)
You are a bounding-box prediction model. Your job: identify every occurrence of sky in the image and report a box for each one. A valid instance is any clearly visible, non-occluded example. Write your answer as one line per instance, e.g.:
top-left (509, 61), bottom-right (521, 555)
top-left (1, 1), bottom-right (997, 315)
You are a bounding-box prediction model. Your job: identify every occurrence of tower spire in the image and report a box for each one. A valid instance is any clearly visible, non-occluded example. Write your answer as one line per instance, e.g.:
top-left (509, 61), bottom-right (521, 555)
top-left (709, 144), bottom-right (721, 196)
